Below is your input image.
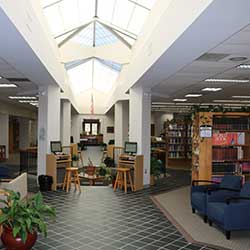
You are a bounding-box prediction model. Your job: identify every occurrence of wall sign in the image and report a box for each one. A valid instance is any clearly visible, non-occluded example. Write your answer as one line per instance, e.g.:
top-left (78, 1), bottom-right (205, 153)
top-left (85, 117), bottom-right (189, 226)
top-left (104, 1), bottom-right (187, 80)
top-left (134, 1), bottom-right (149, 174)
top-left (200, 125), bottom-right (212, 138)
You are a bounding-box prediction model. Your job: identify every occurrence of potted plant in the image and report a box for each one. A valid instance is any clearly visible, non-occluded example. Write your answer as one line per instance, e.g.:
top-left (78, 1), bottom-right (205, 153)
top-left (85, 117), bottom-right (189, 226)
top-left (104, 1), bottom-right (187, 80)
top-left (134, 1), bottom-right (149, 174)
top-left (72, 154), bottom-right (79, 167)
top-left (150, 157), bottom-right (163, 185)
top-left (0, 190), bottom-right (55, 250)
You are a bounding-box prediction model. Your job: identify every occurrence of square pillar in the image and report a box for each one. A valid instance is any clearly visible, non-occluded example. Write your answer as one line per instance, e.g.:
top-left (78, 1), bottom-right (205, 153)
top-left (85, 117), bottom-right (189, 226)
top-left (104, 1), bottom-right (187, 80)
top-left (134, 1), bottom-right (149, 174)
top-left (60, 100), bottom-right (71, 146)
top-left (115, 100), bottom-right (129, 147)
top-left (19, 118), bottom-right (30, 149)
top-left (129, 86), bottom-right (151, 185)
top-left (71, 114), bottom-right (81, 144)
top-left (38, 85), bottom-right (60, 176)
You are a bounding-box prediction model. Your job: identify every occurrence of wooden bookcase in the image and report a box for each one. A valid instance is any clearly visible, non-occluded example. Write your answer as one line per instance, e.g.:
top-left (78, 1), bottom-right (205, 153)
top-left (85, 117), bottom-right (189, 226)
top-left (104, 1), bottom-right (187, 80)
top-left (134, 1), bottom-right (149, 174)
top-left (192, 112), bottom-right (250, 182)
top-left (165, 120), bottom-right (192, 169)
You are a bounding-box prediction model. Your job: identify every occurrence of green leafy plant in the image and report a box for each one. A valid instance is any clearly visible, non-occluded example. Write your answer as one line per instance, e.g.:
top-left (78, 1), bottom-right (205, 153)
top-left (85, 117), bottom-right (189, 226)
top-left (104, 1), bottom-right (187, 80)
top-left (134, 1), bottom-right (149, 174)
top-left (150, 157), bottom-right (163, 178)
top-left (0, 191), bottom-right (55, 243)
top-left (72, 154), bottom-right (79, 162)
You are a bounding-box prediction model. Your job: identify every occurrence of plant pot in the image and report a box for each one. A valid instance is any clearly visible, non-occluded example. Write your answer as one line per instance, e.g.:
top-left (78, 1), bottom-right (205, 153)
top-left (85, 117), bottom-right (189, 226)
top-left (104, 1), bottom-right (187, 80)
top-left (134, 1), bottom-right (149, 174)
top-left (150, 175), bottom-right (155, 186)
top-left (1, 227), bottom-right (37, 250)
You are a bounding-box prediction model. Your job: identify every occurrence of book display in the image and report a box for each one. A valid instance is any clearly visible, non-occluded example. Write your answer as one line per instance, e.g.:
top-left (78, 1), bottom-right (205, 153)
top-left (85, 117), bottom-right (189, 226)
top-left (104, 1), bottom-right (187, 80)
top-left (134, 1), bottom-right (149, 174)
top-left (192, 112), bottom-right (250, 182)
top-left (165, 118), bottom-right (192, 169)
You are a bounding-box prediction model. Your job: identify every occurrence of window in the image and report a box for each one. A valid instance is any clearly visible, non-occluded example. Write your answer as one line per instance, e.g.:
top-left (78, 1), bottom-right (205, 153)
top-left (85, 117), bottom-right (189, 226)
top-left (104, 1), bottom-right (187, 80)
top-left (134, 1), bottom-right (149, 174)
top-left (83, 119), bottom-right (100, 135)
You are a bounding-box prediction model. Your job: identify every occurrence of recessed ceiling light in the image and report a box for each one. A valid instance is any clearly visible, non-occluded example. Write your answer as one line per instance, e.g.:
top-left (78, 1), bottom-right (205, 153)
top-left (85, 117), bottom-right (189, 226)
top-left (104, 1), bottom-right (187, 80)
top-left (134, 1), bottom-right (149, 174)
top-left (0, 84), bottom-right (17, 88)
top-left (202, 87), bottom-right (222, 92)
top-left (205, 78), bottom-right (249, 83)
top-left (229, 56), bottom-right (248, 62)
top-left (185, 94), bottom-right (202, 97)
top-left (9, 96), bottom-right (37, 100)
top-left (236, 64), bottom-right (250, 69)
top-left (173, 99), bottom-right (187, 102)
top-left (0, 76), bottom-right (2, 79)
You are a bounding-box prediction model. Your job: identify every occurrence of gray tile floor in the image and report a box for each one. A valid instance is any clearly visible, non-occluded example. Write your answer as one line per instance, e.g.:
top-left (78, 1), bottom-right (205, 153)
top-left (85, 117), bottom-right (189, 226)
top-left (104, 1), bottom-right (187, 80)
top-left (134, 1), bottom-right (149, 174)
top-left (22, 170), bottom-right (216, 250)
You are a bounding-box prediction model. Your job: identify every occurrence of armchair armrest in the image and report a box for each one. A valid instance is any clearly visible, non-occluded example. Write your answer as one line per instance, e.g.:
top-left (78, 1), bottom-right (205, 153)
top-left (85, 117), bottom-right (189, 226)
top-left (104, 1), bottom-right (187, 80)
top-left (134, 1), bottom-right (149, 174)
top-left (226, 196), bottom-right (250, 204)
top-left (192, 180), bottom-right (220, 186)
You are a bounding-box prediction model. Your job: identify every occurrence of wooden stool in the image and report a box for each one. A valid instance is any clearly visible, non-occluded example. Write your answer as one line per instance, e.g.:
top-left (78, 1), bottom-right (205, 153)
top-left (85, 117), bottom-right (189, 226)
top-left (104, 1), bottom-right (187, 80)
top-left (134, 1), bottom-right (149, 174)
top-left (114, 168), bottom-right (134, 193)
top-left (77, 150), bottom-right (83, 167)
top-left (63, 167), bottom-right (81, 193)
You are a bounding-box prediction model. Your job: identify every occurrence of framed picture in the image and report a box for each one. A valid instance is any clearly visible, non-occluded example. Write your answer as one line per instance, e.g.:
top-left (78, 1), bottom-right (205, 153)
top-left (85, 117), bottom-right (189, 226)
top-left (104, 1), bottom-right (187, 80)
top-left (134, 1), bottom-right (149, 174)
top-left (107, 126), bottom-right (114, 133)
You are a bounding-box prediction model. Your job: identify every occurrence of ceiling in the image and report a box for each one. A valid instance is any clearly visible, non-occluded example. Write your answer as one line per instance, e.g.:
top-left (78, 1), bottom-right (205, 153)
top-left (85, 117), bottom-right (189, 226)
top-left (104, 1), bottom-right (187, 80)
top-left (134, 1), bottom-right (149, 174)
top-left (0, 57), bottom-right (38, 111)
top-left (151, 22), bottom-right (250, 112)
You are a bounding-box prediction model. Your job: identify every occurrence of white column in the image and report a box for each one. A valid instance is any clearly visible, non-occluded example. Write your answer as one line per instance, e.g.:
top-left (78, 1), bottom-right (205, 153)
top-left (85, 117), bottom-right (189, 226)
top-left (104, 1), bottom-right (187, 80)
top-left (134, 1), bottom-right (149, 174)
top-left (0, 113), bottom-right (9, 158)
top-left (115, 101), bottom-right (129, 147)
top-left (60, 100), bottom-right (71, 146)
top-left (19, 118), bottom-right (30, 149)
top-left (129, 86), bottom-right (151, 185)
top-left (38, 85), bottom-right (60, 176)
top-left (71, 114), bottom-right (81, 144)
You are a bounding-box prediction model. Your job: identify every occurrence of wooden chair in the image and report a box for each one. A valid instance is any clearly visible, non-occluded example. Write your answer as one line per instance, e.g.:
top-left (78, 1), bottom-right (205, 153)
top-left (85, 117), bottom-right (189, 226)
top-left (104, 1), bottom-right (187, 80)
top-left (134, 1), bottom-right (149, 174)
top-left (114, 168), bottom-right (134, 193)
top-left (63, 167), bottom-right (81, 193)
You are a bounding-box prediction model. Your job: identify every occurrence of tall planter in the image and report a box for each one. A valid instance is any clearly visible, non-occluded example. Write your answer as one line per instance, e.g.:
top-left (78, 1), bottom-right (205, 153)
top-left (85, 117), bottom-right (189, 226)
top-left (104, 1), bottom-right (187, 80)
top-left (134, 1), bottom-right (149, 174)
top-left (1, 227), bottom-right (37, 250)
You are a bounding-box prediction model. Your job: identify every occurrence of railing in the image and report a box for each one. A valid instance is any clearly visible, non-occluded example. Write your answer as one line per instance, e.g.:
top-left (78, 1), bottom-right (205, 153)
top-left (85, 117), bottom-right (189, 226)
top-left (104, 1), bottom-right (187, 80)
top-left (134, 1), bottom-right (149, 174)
top-left (20, 147), bottom-right (37, 175)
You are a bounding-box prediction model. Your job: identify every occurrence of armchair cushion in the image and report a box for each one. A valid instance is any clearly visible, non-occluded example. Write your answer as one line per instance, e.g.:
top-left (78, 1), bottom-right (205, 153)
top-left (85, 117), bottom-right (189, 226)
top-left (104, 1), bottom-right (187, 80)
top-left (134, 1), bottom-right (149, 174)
top-left (207, 202), bottom-right (226, 225)
top-left (220, 175), bottom-right (242, 190)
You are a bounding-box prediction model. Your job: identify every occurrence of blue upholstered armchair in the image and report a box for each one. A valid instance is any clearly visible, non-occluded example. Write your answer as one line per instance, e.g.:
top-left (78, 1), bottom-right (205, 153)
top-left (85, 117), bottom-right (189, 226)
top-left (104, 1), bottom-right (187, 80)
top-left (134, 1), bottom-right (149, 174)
top-left (191, 175), bottom-right (242, 222)
top-left (207, 182), bottom-right (250, 239)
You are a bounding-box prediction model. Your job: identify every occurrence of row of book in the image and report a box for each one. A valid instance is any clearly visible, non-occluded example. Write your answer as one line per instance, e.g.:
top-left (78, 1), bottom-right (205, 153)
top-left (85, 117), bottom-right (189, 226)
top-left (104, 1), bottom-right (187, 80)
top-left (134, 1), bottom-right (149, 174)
top-left (212, 132), bottom-right (245, 145)
top-left (168, 145), bottom-right (185, 151)
top-left (213, 117), bottom-right (250, 131)
top-left (212, 147), bottom-right (241, 161)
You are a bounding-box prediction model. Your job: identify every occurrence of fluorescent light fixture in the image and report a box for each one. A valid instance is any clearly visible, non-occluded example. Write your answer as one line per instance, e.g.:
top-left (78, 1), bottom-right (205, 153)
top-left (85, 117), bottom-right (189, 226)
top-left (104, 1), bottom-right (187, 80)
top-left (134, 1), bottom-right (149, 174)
top-left (0, 83), bottom-right (17, 88)
top-left (0, 75), bottom-right (2, 79)
top-left (213, 100), bottom-right (250, 103)
top-left (236, 64), bottom-right (250, 69)
top-left (202, 87), bottom-right (222, 92)
top-left (232, 96), bottom-right (250, 98)
top-left (185, 94), bottom-right (202, 97)
top-left (173, 99), bottom-right (187, 102)
top-left (9, 96), bottom-right (37, 100)
top-left (205, 78), bottom-right (249, 83)
top-left (18, 100), bottom-right (38, 103)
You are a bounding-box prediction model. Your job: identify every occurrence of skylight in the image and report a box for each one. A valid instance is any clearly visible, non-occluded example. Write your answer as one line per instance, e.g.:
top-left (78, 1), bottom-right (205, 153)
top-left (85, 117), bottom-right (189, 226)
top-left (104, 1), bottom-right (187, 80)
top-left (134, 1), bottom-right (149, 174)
top-left (67, 58), bottom-right (119, 94)
top-left (71, 22), bottom-right (119, 47)
top-left (42, 0), bottom-right (156, 42)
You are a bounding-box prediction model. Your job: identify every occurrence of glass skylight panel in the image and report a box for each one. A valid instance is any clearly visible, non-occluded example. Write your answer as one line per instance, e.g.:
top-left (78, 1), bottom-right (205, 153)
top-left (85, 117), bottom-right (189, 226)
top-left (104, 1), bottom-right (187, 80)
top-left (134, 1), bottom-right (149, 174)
top-left (127, 5), bottom-right (148, 34)
top-left (93, 59), bottom-right (118, 93)
top-left (65, 58), bottom-right (91, 70)
top-left (136, 0), bottom-right (156, 9)
top-left (67, 59), bottom-right (118, 94)
top-left (95, 22), bottom-right (118, 46)
top-left (115, 31), bottom-right (136, 45)
top-left (72, 22), bottom-right (94, 46)
top-left (67, 60), bottom-right (93, 92)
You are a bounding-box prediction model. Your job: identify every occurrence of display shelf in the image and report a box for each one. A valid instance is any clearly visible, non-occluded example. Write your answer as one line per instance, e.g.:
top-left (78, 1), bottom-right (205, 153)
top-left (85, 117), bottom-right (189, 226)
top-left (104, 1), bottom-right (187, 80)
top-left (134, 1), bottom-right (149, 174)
top-left (192, 112), bottom-right (250, 181)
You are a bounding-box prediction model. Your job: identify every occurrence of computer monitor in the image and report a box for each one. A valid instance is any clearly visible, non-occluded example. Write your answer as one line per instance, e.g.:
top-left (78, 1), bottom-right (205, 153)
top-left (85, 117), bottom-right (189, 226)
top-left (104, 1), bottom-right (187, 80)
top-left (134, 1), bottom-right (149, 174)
top-left (50, 141), bottom-right (62, 154)
top-left (124, 142), bottom-right (137, 155)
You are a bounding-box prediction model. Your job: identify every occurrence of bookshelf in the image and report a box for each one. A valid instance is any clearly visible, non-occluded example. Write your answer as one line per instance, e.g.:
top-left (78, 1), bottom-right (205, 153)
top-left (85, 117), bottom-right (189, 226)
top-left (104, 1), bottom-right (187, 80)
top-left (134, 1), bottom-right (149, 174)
top-left (192, 112), bottom-right (250, 182)
top-left (165, 119), bottom-right (192, 169)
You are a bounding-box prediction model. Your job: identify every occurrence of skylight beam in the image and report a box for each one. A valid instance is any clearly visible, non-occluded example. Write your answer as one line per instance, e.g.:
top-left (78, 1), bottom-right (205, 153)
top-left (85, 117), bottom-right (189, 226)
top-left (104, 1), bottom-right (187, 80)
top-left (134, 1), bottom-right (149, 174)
top-left (43, 0), bottom-right (64, 9)
top-left (58, 21), bottom-right (92, 47)
top-left (127, 0), bottom-right (151, 11)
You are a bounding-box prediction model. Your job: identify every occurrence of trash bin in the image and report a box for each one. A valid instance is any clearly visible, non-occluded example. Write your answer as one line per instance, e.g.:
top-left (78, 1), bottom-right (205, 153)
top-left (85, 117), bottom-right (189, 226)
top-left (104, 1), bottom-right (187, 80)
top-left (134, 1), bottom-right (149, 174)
top-left (38, 175), bottom-right (53, 191)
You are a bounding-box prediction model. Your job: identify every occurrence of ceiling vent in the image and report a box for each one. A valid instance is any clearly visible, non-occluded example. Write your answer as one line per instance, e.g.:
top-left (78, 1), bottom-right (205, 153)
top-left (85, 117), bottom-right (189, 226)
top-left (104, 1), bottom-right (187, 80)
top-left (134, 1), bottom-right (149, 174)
top-left (196, 53), bottom-right (230, 62)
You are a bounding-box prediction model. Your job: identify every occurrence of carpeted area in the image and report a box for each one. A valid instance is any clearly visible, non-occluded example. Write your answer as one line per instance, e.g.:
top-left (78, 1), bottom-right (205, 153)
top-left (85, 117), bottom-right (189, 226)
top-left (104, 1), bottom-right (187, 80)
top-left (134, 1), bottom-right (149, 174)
top-left (153, 187), bottom-right (250, 250)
